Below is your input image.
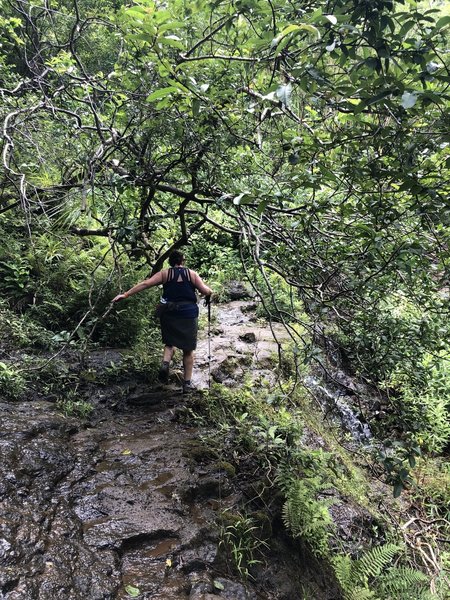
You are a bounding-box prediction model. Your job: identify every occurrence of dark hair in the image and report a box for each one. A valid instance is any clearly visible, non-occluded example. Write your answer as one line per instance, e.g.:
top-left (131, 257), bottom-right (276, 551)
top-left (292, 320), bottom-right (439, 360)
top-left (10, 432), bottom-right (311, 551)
top-left (168, 250), bottom-right (184, 267)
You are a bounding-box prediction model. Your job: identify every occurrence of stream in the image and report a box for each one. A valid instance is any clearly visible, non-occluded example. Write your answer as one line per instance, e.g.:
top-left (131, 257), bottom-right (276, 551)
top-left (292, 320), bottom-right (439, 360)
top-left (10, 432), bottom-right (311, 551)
top-left (0, 301), bottom-right (366, 599)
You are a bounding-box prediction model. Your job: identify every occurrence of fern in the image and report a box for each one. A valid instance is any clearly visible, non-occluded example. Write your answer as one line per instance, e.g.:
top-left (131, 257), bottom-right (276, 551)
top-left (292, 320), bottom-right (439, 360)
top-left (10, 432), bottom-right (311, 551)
top-left (332, 555), bottom-right (379, 600)
top-left (333, 554), bottom-right (353, 590)
top-left (281, 478), bottom-right (333, 557)
top-left (353, 543), bottom-right (402, 581)
top-left (332, 546), bottom-right (438, 600)
top-left (346, 590), bottom-right (377, 600)
top-left (376, 566), bottom-right (436, 600)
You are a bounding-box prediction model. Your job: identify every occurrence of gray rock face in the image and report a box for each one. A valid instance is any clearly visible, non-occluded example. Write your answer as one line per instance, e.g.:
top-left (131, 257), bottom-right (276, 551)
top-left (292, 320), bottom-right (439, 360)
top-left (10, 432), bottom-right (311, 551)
top-left (239, 332), bottom-right (256, 343)
top-left (0, 396), bottom-right (232, 599)
top-left (226, 281), bottom-right (253, 300)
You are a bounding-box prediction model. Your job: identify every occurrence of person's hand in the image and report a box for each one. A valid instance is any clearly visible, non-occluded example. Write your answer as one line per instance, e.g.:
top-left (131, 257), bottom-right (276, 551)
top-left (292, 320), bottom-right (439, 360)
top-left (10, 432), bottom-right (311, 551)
top-left (112, 293), bottom-right (128, 303)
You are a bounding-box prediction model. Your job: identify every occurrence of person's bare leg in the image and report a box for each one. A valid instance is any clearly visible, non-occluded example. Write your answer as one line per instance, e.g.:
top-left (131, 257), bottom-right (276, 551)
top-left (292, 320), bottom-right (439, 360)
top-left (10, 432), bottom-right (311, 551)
top-left (163, 345), bottom-right (174, 362)
top-left (158, 345), bottom-right (174, 383)
top-left (183, 350), bottom-right (194, 382)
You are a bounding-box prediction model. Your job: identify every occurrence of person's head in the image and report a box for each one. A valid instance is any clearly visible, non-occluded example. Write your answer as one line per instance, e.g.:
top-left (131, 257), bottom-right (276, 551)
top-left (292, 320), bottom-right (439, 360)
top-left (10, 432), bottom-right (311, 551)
top-left (168, 250), bottom-right (185, 267)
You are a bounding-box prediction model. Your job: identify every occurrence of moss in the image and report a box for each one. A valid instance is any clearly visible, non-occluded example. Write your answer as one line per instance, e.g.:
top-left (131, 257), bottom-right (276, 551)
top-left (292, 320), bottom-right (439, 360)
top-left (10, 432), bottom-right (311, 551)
top-left (236, 352), bottom-right (253, 367)
top-left (213, 460), bottom-right (236, 477)
top-left (219, 357), bottom-right (239, 376)
top-left (184, 440), bottom-right (219, 463)
top-left (250, 510), bottom-right (273, 537)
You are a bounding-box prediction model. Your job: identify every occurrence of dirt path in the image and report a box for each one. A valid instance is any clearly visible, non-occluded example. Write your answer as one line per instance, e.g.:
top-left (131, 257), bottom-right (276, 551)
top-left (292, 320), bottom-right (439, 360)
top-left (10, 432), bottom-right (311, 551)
top-left (0, 301), bottom-right (296, 600)
top-left (195, 301), bottom-right (289, 390)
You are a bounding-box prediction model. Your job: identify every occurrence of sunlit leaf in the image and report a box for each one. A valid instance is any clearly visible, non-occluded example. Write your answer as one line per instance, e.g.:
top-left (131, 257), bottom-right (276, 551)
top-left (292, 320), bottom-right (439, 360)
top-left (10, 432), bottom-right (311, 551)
top-left (146, 86), bottom-right (178, 102)
top-left (401, 91), bottom-right (418, 109)
top-left (276, 83), bottom-right (292, 108)
top-left (125, 585), bottom-right (140, 597)
top-left (324, 15), bottom-right (337, 25)
top-left (435, 15), bottom-right (450, 31)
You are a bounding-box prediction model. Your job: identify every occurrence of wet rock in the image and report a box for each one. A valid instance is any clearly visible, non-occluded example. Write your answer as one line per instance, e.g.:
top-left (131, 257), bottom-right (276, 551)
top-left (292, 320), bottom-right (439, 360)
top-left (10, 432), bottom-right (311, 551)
top-left (211, 326), bottom-right (224, 335)
top-left (181, 541), bottom-right (218, 573)
top-left (239, 332), bottom-right (256, 343)
top-left (226, 281), bottom-right (253, 301)
top-left (189, 571), bottom-right (214, 597)
top-left (213, 577), bottom-right (257, 599)
top-left (0, 538), bottom-right (12, 561)
top-left (183, 477), bottom-right (232, 501)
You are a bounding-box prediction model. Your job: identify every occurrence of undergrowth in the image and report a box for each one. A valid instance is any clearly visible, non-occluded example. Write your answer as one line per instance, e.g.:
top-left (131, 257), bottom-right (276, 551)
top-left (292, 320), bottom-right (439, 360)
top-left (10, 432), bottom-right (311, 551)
top-left (186, 382), bottom-right (448, 599)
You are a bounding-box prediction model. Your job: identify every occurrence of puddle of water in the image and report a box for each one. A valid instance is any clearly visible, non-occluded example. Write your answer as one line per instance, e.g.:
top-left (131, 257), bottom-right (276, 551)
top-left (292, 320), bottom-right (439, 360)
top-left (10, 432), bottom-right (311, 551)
top-left (95, 460), bottom-right (122, 473)
top-left (146, 537), bottom-right (178, 558)
top-left (82, 516), bottom-right (110, 533)
top-left (149, 472), bottom-right (174, 486)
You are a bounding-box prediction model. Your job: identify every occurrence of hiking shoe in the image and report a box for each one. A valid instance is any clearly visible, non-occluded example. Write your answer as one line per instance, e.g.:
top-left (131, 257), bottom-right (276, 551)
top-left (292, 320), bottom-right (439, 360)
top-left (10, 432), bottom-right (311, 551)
top-left (158, 362), bottom-right (170, 384)
top-left (182, 381), bottom-right (196, 394)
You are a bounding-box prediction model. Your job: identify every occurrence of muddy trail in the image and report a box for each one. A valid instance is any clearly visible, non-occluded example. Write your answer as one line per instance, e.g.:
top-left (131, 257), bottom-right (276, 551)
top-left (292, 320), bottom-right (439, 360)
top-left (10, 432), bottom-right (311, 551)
top-left (0, 302), bottom-right (336, 600)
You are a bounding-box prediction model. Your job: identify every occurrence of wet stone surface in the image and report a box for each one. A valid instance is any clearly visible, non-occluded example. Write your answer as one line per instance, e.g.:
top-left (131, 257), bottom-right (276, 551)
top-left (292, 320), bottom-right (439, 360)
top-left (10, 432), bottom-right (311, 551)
top-left (0, 394), bottom-right (234, 599)
top-left (0, 302), bottom-right (347, 599)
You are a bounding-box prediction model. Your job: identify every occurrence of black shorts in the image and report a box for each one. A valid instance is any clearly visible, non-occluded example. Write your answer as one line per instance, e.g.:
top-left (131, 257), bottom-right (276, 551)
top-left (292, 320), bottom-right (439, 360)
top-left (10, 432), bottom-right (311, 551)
top-left (160, 315), bottom-right (198, 351)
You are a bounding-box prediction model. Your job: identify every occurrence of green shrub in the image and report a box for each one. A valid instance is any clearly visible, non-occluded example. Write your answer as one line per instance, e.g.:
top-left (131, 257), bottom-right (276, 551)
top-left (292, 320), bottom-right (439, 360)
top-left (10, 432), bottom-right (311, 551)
top-left (390, 353), bottom-right (450, 455)
top-left (0, 362), bottom-right (25, 399)
top-left (0, 302), bottom-right (55, 349)
top-left (56, 392), bottom-right (93, 418)
top-left (336, 292), bottom-right (448, 384)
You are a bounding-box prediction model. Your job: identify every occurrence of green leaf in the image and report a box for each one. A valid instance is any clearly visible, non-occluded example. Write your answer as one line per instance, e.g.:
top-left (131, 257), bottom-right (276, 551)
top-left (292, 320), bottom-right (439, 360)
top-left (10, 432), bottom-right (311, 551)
top-left (158, 35), bottom-right (184, 49)
top-left (213, 580), bottom-right (225, 590)
top-left (435, 15), bottom-right (450, 31)
top-left (401, 91), bottom-right (418, 109)
top-left (272, 22), bottom-right (320, 54)
top-left (257, 199), bottom-right (269, 215)
top-left (278, 24), bottom-right (304, 37)
top-left (158, 21), bottom-right (186, 33)
top-left (146, 86), bottom-right (178, 102)
top-left (192, 98), bottom-right (201, 116)
top-left (393, 482), bottom-right (403, 498)
top-left (125, 585), bottom-right (140, 597)
top-left (323, 15), bottom-right (337, 25)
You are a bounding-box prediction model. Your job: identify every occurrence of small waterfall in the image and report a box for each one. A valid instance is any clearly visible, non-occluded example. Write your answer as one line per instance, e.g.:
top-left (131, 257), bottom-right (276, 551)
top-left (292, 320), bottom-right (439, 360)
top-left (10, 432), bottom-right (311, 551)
top-left (304, 376), bottom-right (372, 444)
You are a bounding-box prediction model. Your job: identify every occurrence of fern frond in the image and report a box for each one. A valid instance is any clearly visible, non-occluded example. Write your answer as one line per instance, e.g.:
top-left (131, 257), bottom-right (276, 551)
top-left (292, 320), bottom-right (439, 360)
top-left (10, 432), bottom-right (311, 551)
top-left (281, 479), bottom-right (333, 557)
top-left (332, 554), bottom-right (353, 590)
top-left (353, 543), bottom-right (401, 582)
top-left (346, 588), bottom-right (377, 600)
top-left (376, 566), bottom-right (438, 600)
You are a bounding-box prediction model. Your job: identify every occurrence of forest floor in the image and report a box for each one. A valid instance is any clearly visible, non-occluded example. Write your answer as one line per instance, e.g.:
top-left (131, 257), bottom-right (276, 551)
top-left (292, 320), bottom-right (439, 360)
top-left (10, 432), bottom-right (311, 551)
top-left (1, 301), bottom-right (340, 600)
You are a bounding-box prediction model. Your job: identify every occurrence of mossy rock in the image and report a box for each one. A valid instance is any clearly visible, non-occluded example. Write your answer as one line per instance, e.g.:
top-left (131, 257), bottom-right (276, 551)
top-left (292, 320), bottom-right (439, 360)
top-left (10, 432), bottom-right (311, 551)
top-left (212, 460), bottom-right (236, 477)
top-left (184, 440), bottom-right (219, 462)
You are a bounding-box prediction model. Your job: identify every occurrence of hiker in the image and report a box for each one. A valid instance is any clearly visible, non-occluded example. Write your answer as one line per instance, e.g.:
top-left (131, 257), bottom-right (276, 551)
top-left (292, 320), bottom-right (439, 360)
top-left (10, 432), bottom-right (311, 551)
top-left (112, 250), bottom-right (212, 393)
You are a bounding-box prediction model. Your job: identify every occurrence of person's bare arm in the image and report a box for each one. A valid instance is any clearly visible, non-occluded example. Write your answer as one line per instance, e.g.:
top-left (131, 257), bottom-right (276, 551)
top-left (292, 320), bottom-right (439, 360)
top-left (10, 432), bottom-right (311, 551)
top-left (112, 270), bottom-right (165, 302)
top-left (189, 270), bottom-right (212, 296)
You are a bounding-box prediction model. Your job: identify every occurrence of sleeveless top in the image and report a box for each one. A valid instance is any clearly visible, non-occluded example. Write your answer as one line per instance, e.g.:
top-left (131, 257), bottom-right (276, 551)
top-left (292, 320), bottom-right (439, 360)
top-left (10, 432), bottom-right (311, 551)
top-left (162, 267), bottom-right (198, 318)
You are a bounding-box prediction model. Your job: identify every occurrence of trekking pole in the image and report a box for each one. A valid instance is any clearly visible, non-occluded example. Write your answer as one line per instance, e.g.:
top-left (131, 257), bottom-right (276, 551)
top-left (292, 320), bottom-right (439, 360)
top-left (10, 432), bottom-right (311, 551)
top-left (205, 296), bottom-right (212, 389)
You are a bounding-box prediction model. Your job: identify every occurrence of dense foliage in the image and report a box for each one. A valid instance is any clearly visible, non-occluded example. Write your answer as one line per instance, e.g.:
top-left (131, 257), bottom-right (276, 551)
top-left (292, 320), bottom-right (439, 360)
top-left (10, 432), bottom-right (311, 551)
top-left (0, 0), bottom-right (449, 597)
